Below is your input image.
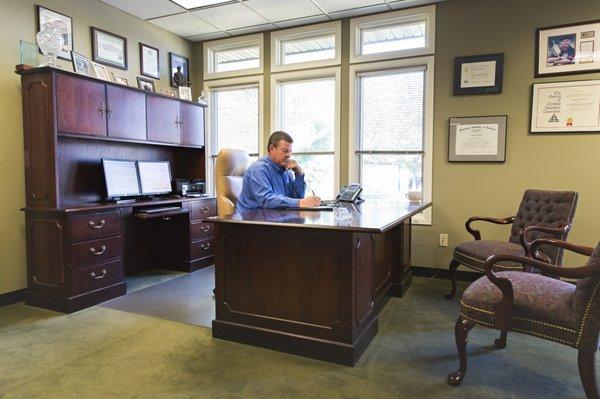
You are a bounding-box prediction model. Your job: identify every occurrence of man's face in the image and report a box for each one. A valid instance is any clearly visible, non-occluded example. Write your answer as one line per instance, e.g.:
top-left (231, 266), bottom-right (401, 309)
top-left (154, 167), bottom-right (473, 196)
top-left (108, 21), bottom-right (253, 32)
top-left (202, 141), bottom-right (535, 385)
top-left (560, 39), bottom-right (571, 49)
top-left (268, 140), bottom-right (292, 167)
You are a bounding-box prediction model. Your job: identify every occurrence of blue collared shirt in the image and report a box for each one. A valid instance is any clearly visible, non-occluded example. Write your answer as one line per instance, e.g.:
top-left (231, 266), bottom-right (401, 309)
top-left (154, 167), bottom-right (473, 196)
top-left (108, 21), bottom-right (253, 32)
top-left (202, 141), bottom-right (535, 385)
top-left (236, 156), bottom-right (306, 212)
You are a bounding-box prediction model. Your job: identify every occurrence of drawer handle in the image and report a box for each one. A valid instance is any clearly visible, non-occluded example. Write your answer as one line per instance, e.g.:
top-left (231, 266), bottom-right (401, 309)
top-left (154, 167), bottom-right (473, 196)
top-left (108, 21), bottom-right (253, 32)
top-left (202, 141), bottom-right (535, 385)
top-left (162, 216), bottom-right (171, 221)
top-left (200, 226), bottom-right (210, 232)
top-left (88, 219), bottom-right (106, 229)
top-left (90, 269), bottom-right (107, 280)
top-left (201, 206), bottom-right (210, 213)
top-left (89, 245), bottom-right (107, 255)
top-left (200, 242), bottom-right (211, 250)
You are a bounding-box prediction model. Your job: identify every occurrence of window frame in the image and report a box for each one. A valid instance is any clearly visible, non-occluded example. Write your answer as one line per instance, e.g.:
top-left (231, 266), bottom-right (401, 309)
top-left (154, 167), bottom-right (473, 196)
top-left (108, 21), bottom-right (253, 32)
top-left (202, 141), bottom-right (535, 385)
top-left (270, 67), bottom-right (341, 196)
top-left (348, 56), bottom-right (434, 224)
top-left (349, 5), bottom-right (435, 64)
top-left (270, 21), bottom-right (342, 73)
top-left (204, 75), bottom-right (264, 195)
top-left (203, 33), bottom-right (264, 80)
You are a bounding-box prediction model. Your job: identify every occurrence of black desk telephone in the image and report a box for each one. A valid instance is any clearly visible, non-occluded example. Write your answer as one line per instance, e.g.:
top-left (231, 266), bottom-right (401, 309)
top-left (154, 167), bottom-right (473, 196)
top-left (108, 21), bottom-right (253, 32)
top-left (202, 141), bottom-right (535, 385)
top-left (336, 184), bottom-right (363, 202)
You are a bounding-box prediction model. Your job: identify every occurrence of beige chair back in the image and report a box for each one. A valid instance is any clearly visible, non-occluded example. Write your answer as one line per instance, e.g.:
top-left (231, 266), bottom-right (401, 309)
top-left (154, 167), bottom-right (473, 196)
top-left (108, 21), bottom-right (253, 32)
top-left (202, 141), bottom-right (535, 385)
top-left (215, 149), bottom-right (250, 215)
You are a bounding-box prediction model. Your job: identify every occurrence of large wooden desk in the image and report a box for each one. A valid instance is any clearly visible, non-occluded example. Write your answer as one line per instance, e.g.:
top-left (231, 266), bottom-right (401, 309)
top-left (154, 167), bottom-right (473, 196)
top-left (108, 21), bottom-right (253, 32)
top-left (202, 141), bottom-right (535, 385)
top-left (207, 201), bottom-right (431, 366)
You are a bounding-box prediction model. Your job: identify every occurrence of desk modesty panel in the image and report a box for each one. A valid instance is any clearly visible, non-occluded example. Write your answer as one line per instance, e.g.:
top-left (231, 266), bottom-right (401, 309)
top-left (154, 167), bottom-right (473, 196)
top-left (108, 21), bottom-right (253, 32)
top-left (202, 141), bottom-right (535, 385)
top-left (207, 201), bottom-right (431, 366)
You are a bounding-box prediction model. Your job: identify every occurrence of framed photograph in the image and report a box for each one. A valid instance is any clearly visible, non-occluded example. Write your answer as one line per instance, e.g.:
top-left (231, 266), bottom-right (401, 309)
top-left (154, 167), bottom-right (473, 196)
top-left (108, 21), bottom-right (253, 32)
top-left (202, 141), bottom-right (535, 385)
top-left (37, 6), bottom-right (73, 60)
top-left (536, 20), bottom-right (600, 77)
top-left (112, 72), bottom-right (129, 85)
top-left (71, 51), bottom-right (91, 76)
top-left (449, 115), bottom-right (507, 162)
top-left (453, 53), bottom-right (504, 95)
top-left (140, 43), bottom-right (160, 79)
top-left (137, 77), bottom-right (155, 92)
top-left (178, 86), bottom-right (192, 101)
top-left (531, 80), bottom-right (600, 133)
top-left (91, 61), bottom-right (110, 81)
top-left (169, 52), bottom-right (189, 87)
top-left (92, 27), bottom-right (127, 70)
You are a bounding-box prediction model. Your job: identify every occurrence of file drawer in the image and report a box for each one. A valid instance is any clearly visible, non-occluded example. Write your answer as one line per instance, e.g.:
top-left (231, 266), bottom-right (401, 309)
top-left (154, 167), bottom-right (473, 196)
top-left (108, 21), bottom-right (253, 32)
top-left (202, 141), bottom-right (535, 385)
top-left (70, 236), bottom-right (122, 269)
top-left (190, 199), bottom-right (217, 220)
top-left (71, 260), bottom-right (123, 295)
top-left (191, 238), bottom-right (215, 259)
top-left (191, 221), bottom-right (213, 240)
top-left (70, 211), bottom-right (121, 242)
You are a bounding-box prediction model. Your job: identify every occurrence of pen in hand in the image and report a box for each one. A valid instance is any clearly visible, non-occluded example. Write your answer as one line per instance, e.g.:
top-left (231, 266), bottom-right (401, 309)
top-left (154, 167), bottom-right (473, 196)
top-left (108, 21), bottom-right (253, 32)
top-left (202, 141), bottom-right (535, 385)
top-left (311, 189), bottom-right (316, 196)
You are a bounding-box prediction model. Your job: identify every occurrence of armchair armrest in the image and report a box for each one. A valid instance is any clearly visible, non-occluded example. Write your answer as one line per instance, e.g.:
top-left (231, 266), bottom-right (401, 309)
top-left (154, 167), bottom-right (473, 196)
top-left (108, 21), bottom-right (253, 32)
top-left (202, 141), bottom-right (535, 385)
top-left (519, 224), bottom-right (572, 260)
top-left (530, 238), bottom-right (594, 259)
top-left (465, 216), bottom-right (515, 240)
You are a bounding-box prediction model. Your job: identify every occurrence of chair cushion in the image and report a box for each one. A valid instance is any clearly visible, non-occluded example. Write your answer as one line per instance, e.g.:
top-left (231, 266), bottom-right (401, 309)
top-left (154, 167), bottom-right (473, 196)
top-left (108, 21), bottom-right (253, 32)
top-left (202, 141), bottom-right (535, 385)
top-left (461, 271), bottom-right (579, 347)
top-left (454, 241), bottom-right (525, 272)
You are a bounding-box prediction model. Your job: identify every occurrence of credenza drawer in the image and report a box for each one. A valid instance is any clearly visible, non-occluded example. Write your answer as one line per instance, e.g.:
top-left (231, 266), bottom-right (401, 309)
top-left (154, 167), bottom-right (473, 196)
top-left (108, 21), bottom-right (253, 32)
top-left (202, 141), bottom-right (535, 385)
top-left (71, 261), bottom-right (123, 295)
top-left (70, 236), bottom-right (122, 269)
top-left (191, 238), bottom-right (214, 259)
top-left (190, 200), bottom-right (217, 220)
top-left (70, 211), bottom-right (121, 242)
top-left (191, 221), bottom-right (214, 240)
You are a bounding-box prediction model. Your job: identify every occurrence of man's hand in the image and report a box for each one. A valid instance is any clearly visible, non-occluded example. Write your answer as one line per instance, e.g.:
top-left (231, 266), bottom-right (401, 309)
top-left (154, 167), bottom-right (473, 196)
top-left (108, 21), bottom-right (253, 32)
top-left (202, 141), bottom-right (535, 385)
top-left (285, 159), bottom-right (303, 175)
top-left (299, 195), bottom-right (321, 207)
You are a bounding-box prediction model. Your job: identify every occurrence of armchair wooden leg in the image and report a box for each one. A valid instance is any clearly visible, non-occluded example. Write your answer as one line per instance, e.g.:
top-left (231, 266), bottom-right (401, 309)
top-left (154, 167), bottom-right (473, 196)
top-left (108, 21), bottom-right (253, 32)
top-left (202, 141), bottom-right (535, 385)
top-left (494, 330), bottom-right (507, 349)
top-left (447, 315), bottom-right (475, 387)
top-left (578, 348), bottom-right (599, 399)
top-left (445, 259), bottom-right (460, 299)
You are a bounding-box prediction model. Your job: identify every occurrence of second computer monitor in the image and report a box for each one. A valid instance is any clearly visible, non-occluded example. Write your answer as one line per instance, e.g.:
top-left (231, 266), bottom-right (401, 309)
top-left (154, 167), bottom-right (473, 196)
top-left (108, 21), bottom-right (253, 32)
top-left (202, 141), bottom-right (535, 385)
top-left (137, 161), bottom-right (172, 196)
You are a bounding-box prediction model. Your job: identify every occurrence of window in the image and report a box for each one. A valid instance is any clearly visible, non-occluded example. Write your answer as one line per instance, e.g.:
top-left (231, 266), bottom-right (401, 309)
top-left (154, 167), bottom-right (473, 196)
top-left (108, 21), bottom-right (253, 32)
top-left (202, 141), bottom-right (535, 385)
top-left (349, 57), bottom-right (434, 224)
top-left (271, 21), bottom-right (341, 72)
top-left (350, 5), bottom-right (435, 63)
top-left (204, 34), bottom-right (263, 79)
top-left (272, 68), bottom-right (340, 200)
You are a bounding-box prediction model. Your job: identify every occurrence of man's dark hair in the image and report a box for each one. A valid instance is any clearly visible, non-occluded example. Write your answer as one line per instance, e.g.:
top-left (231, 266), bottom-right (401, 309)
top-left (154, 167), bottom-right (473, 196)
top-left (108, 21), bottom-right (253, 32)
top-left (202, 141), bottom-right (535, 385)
top-left (268, 131), bottom-right (293, 150)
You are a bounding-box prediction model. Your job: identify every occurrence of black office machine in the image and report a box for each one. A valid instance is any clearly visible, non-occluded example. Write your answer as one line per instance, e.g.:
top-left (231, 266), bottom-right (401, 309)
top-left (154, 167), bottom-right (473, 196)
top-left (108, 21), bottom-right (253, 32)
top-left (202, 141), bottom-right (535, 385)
top-left (173, 178), bottom-right (206, 197)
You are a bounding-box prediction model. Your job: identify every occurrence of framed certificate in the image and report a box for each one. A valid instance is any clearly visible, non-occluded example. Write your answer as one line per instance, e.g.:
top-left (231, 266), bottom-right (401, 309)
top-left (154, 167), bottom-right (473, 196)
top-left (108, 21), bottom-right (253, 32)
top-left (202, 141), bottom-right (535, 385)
top-left (531, 80), bottom-right (600, 133)
top-left (92, 27), bottom-right (127, 70)
top-left (453, 53), bottom-right (504, 95)
top-left (449, 115), bottom-right (507, 162)
top-left (140, 42), bottom-right (159, 79)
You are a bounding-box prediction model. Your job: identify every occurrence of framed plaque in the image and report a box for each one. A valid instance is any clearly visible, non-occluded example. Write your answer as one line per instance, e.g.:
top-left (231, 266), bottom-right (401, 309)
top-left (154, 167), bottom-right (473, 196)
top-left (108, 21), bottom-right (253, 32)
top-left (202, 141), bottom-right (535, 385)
top-left (92, 27), bottom-right (127, 70)
top-left (449, 115), bottom-right (507, 162)
top-left (140, 42), bottom-right (159, 79)
top-left (453, 53), bottom-right (504, 95)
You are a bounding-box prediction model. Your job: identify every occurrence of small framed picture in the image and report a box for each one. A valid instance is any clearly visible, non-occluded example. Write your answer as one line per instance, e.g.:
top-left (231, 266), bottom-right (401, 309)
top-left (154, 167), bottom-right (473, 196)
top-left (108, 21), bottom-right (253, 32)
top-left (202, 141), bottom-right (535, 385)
top-left (91, 61), bottom-right (110, 81)
top-left (37, 6), bottom-right (73, 60)
top-left (169, 52), bottom-right (189, 87)
top-left (92, 27), bottom-right (127, 70)
top-left (536, 20), bottom-right (600, 77)
top-left (112, 72), bottom-right (129, 85)
top-left (140, 43), bottom-right (160, 79)
top-left (448, 115), bottom-right (507, 162)
top-left (453, 53), bottom-right (504, 95)
top-left (178, 86), bottom-right (192, 101)
top-left (137, 77), bottom-right (155, 92)
top-left (71, 51), bottom-right (91, 76)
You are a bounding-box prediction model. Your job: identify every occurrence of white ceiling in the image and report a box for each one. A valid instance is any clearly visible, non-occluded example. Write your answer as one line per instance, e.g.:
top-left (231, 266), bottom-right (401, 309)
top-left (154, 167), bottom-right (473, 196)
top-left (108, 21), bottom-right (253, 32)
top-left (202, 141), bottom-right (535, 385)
top-left (100, 0), bottom-right (443, 42)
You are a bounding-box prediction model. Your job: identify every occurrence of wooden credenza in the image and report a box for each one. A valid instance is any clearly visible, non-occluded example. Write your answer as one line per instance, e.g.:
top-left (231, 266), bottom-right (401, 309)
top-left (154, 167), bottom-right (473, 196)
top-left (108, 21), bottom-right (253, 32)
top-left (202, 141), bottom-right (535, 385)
top-left (17, 66), bottom-right (212, 313)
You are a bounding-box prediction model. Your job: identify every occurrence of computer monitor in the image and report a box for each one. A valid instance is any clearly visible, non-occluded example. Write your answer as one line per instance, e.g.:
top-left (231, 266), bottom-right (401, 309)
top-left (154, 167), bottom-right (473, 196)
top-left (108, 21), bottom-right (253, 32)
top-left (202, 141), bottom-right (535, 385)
top-left (102, 159), bottom-right (141, 199)
top-left (137, 161), bottom-right (172, 196)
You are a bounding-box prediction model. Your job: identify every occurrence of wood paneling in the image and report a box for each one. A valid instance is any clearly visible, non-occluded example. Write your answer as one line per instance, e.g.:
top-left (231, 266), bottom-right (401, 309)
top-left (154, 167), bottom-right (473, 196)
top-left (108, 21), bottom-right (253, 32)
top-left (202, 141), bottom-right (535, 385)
top-left (56, 74), bottom-right (106, 137)
top-left (106, 85), bottom-right (146, 140)
top-left (147, 96), bottom-right (180, 144)
top-left (180, 102), bottom-right (204, 147)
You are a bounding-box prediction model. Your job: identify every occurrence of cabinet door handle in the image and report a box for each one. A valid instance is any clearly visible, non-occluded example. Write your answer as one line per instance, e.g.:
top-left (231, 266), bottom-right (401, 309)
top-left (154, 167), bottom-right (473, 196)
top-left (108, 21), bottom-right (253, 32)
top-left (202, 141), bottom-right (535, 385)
top-left (162, 216), bottom-right (171, 221)
top-left (175, 116), bottom-right (181, 126)
top-left (90, 269), bottom-right (107, 280)
top-left (98, 102), bottom-right (106, 118)
top-left (88, 219), bottom-right (106, 229)
top-left (89, 245), bottom-right (107, 255)
top-left (106, 104), bottom-right (113, 119)
top-left (201, 206), bottom-right (210, 213)
top-left (179, 118), bottom-right (184, 127)
top-left (200, 242), bottom-right (211, 250)
top-left (200, 226), bottom-right (210, 232)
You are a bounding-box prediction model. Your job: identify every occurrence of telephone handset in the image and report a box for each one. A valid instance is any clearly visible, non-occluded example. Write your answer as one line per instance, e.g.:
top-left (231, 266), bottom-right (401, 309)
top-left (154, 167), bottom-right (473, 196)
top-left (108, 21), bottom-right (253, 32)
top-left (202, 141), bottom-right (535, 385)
top-left (336, 183), bottom-right (363, 203)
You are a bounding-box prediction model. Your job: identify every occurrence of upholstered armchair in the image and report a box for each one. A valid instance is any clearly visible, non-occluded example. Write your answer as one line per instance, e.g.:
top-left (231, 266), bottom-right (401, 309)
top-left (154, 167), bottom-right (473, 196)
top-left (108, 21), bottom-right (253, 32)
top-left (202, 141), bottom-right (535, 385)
top-left (214, 149), bottom-right (249, 216)
top-left (447, 238), bottom-right (600, 398)
top-left (445, 189), bottom-right (578, 299)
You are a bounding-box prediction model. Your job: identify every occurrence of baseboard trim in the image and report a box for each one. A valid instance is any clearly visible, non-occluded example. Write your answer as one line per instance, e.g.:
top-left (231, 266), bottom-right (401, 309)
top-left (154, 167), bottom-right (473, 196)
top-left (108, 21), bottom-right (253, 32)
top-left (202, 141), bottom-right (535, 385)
top-left (0, 288), bottom-right (26, 308)
top-left (412, 266), bottom-right (482, 282)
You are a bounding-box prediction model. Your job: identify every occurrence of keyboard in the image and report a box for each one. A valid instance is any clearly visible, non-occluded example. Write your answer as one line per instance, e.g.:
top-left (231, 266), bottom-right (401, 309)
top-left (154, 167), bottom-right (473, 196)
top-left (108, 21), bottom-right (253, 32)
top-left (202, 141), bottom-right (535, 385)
top-left (138, 206), bottom-right (182, 214)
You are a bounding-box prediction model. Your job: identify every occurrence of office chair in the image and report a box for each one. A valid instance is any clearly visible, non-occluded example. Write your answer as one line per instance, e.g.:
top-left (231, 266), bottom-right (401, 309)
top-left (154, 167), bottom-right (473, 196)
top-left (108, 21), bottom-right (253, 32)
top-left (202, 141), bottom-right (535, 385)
top-left (215, 149), bottom-right (249, 215)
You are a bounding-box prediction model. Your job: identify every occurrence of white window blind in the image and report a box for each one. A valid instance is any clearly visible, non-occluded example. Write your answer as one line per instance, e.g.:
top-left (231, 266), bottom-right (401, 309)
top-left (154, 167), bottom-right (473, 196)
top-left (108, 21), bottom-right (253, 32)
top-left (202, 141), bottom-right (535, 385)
top-left (215, 46), bottom-right (260, 73)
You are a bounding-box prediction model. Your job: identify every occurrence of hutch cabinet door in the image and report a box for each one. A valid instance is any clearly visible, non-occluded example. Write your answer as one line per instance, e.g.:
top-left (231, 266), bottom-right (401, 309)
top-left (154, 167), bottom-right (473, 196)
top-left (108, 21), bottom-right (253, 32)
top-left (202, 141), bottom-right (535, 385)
top-left (146, 96), bottom-right (181, 144)
top-left (56, 74), bottom-right (107, 137)
top-left (106, 85), bottom-right (146, 141)
top-left (179, 103), bottom-right (205, 147)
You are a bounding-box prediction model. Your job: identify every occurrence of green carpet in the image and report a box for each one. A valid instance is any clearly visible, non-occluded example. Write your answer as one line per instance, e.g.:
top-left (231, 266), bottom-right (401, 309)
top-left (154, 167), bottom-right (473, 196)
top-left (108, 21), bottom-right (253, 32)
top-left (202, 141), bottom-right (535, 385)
top-left (0, 276), bottom-right (594, 398)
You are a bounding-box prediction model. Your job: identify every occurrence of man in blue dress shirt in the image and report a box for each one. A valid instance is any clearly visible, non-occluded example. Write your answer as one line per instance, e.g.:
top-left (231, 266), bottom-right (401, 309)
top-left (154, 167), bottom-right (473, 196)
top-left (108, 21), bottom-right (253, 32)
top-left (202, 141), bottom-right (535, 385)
top-left (236, 131), bottom-right (321, 212)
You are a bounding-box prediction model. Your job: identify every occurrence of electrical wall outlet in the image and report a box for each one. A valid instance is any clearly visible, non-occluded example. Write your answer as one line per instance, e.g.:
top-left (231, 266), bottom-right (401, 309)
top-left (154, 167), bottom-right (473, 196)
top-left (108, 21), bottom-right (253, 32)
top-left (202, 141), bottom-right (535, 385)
top-left (438, 233), bottom-right (448, 247)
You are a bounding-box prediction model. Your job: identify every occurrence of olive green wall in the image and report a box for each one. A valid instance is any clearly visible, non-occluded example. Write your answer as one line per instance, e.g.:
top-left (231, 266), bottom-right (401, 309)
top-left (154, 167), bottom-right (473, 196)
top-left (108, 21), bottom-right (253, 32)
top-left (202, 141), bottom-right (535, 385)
top-left (0, 0), bottom-right (192, 294)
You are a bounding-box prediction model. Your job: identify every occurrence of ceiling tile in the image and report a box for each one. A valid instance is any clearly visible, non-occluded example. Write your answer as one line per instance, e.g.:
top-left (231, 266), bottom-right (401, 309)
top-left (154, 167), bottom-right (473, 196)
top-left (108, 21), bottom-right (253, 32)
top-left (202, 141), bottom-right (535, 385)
top-left (311, 0), bottom-right (387, 14)
top-left (227, 23), bottom-right (277, 36)
top-left (327, 3), bottom-right (389, 18)
top-left (187, 31), bottom-right (231, 42)
top-left (191, 2), bottom-right (269, 31)
top-left (389, 0), bottom-right (443, 9)
top-left (273, 14), bottom-right (330, 29)
top-left (99, 0), bottom-right (185, 20)
top-left (243, 0), bottom-right (323, 23)
top-left (149, 13), bottom-right (220, 37)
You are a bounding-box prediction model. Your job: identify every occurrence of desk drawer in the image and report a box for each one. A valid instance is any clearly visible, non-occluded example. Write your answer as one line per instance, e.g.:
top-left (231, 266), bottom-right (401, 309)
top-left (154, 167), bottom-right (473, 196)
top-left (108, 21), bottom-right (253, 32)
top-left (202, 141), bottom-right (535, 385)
top-left (191, 221), bottom-right (214, 240)
top-left (71, 236), bottom-right (122, 269)
top-left (72, 260), bottom-right (123, 295)
top-left (190, 200), bottom-right (217, 220)
top-left (70, 211), bottom-right (121, 242)
top-left (191, 238), bottom-right (214, 259)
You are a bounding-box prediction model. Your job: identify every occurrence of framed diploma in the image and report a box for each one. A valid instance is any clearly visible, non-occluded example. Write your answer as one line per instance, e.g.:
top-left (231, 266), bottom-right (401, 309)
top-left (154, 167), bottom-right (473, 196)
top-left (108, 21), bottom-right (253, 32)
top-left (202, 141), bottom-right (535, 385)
top-left (453, 53), bottom-right (504, 95)
top-left (92, 27), bottom-right (127, 70)
top-left (531, 80), bottom-right (600, 133)
top-left (536, 20), bottom-right (600, 77)
top-left (449, 115), bottom-right (507, 162)
top-left (140, 43), bottom-right (159, 79)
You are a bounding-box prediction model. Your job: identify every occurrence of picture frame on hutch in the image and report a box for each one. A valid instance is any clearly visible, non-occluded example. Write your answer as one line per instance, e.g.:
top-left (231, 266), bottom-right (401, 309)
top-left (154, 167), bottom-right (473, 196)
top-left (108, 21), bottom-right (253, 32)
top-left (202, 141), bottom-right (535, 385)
top-left (137, 76), bottom-right (155, 92)
top-left (453, 53), bottom-right (504, 95)
top-left (91, 61), bottom-right (110, 81)
top-left (71, 51), bottom-right (91, 76)
top-left (37, 6), bottom-right (73, 60)
top-left (140, 42), bottom-right (160, 79)
top-left (92, 27), bottom-right (127, 70)
top-left (448, 115), bottom-right (507, 162)
top-left (112, 72), bottom-right (129, 85)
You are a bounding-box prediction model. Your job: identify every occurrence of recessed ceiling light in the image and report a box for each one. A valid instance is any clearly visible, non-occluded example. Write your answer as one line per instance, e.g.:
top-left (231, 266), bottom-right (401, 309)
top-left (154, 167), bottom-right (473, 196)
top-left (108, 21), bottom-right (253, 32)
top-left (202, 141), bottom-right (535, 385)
top-left (171, 0), bottom-right (240, 10)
